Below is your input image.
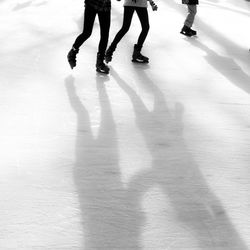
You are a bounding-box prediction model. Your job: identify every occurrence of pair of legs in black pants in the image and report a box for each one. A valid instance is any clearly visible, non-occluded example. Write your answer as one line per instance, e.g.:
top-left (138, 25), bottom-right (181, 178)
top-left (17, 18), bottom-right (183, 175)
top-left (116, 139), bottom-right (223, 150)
top-left (67, 4), bottom-right (110, 73)
top-left (106, 6), bottom-right (150, 63)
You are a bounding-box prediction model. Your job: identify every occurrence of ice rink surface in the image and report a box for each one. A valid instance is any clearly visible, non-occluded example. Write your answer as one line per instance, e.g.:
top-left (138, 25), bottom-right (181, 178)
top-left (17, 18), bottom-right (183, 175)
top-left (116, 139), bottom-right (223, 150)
top-left (1, 0), bottom-right (250, 249)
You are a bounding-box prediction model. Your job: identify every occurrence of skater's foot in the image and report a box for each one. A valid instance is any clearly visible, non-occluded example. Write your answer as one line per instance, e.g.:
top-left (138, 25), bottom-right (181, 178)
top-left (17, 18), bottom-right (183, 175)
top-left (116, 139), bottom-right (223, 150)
top-left (105, 46), bottom-right (115, 63)
top-left (96, 52), bottom-right (110, 74)
top-left (132, 54), bottom-right (149, 64)
top-left (132, 44), bottom-right (149, 64)
top-left (189, 27), bottom-right (197, 36)
top-left (180, 25), bottom-right (195, 37)
top-left (96, 63), bottom-right (110, 74)
top-left (67, 47), bottom-right (79, 69)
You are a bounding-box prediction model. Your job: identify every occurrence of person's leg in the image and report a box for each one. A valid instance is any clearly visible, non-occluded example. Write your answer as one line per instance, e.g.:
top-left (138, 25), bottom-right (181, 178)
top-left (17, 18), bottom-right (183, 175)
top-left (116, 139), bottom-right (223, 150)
top-left (73, 5), bottom-right (97, 49)
top-left (180, 5), bottom-right (197, 36)
top-left (184, 4), bottom-right (197, 28)
top-left (97, 10), bottom-right (111, 58)
top-left (67, 5), bottom-right (97, 69)
top-left (135, 7), bottom-right (149, 48)
top-left (96, 10), bottom-right (111, 73)
top-left (105, 7), bottom-right (134, 62)
top-left (132, 7), bottom-right (149, 63)
top-left (110, 7), bottom-right (134, 49)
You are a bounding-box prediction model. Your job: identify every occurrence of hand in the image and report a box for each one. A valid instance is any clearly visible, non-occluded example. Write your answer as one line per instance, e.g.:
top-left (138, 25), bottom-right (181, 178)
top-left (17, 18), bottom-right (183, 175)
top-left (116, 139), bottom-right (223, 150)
top-left (149, 0), bottom-right (158, 11)
top-left (152, 4), bottom-right (158, 11)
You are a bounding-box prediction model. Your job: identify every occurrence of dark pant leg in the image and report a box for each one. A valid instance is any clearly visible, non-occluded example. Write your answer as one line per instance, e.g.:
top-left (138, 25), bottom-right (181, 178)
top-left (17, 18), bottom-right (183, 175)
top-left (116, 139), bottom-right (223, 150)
top-left (135, 7), bottom-right (149, 47)
top-left (109, 7), bottom-right (135, 50)
top-left (184, 5), bottom-right (197, 28)
top-left (73, 5), bottom-right (97, 49)
top-left (97, 10), bottom-right (111, 57)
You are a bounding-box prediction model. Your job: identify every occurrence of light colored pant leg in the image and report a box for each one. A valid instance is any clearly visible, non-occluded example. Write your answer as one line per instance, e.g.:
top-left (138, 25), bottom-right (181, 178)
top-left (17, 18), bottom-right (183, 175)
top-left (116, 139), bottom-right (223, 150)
top-left (184, 5), bottom-right (197, 28)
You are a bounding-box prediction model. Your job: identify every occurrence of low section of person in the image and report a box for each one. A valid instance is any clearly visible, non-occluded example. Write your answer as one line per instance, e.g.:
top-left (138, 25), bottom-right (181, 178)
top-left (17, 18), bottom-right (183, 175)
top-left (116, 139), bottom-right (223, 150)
top-left (67, 0), bottom-right (112, 74)
top-left (105, 0), bottom-right (158, 64)
top-left (180, 0), bottom-right (198, 37)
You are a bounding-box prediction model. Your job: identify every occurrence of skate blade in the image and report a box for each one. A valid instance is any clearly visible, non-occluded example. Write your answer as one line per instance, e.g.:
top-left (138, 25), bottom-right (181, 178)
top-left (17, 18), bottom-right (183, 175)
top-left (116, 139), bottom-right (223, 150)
top-left (132, 59), bottom-right (149, 64)
top-left (180, 31), bottom-right (193, 37)
top-left (96, 68), bottom-right (110, 74)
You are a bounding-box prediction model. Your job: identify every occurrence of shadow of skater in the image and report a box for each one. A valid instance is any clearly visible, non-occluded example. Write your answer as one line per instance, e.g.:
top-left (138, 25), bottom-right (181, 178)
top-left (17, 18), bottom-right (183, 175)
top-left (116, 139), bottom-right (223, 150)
top-left (12, 0), bottom-right (47, 11)
top-left (65, 75), bottom-right (143, 249)
top-left (187, 39), bottom-right (250, 94)
top-left (110, 67), bottom-right (248, 249)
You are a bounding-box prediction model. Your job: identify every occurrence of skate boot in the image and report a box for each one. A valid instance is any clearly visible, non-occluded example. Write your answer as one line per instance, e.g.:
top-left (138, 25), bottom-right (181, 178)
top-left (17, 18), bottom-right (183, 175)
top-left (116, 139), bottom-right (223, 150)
top-left (132, 44), bottom-right (149, 63)
top-left (96, 52), bottom-right (110, 74)
top-left (67, 47), bottom-right (79, 69)
top-left (180, 25), bottom-right (194, 37)
top-left (105, 46), bottom-right (115, 63)
top-left (189, 27), bottom-right (197, 36)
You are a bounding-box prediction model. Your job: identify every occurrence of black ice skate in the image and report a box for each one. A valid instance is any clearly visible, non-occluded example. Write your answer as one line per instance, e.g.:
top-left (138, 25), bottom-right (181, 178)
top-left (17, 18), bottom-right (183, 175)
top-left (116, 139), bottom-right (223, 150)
top-left (96, 52), bottom-right (110, 74)
top-left (67, 47), bottom-right (79, 69)
top-left (189, 27), bottom-right (197, 36)
top-left (180, 25), bottom-right (196, 37)
top-left (105, 46), bottom-right (115, 63)
top-left (132, 44), bottom-right (149, 64)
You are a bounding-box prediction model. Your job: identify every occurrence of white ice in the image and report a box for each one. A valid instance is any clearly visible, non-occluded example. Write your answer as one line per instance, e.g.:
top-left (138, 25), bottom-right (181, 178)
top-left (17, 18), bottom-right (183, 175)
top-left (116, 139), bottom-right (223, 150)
top-left (1, 0), bottom-right (250, 249)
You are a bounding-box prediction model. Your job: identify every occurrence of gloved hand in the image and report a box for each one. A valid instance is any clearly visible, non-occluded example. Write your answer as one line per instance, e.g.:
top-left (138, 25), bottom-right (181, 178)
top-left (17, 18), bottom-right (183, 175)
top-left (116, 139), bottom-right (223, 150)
top-left (149, 0), bottom-right (158, 11)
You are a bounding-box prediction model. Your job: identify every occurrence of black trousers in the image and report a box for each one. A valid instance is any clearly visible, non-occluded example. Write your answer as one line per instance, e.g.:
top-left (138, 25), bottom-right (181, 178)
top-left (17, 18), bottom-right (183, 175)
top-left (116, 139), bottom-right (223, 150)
top-left (73, 4), bottom-right (110, 57)
top-left (110, 6), bottom-right (149, 50)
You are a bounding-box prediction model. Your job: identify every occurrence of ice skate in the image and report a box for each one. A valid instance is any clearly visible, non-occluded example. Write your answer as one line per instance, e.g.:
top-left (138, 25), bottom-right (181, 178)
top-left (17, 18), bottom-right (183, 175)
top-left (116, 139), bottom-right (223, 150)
top-left (96, 52), bottom-right (110, 74)
top-left (180, 25), bottom-right (195, 37)
top-left (67, 47), bottom-right (79, 69)
top-left (132, 44), bottom-right (149, 64)
top-left (105, 46), bottom-right (115, 63)
top-left (189, 27), bottom-right (197, 36)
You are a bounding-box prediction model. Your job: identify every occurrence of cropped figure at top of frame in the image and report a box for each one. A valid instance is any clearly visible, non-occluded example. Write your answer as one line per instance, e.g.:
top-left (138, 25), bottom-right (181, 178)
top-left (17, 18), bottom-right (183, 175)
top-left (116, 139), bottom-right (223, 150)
top-left (180, 0), bottom-right (198, 37)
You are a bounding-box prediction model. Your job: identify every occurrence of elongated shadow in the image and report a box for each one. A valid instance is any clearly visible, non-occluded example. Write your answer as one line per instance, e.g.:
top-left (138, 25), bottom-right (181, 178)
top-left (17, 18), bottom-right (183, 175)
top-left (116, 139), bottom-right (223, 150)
top-left (163, 0), bottom-right (248, 58)
top-left (188, 39), bottom-right (250, 94)
top-left (111, 67), bottom-right (248, 249)
top-left (12, 0), bottom-right (47, 11)
top-left (65, 75), bottom-right (143, 249)
top-left (13, 1), bottom-right (33, 11)
top-left (202, 1), bottom-right (250, 17)
top-left (162, 0), bottom-right (250, 95)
